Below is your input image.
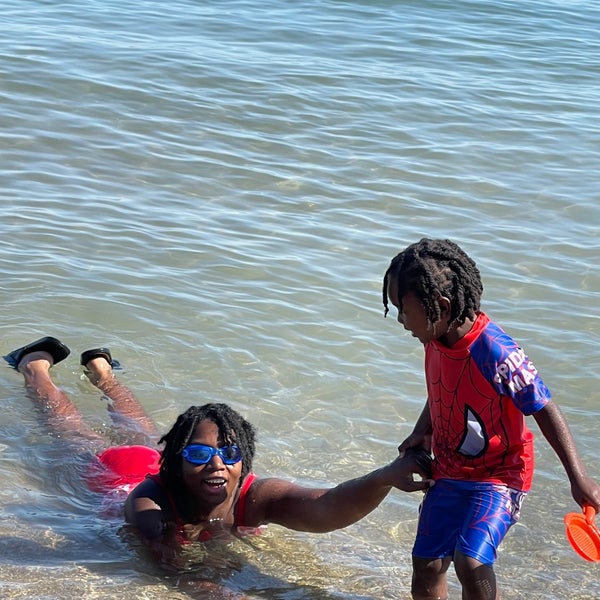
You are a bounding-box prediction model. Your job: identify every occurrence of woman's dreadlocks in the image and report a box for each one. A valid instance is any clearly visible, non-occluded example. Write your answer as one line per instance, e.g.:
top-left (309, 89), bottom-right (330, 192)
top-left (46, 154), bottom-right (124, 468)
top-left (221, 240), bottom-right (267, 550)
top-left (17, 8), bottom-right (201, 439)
top-left (158, 403), bottom-right (256, 490)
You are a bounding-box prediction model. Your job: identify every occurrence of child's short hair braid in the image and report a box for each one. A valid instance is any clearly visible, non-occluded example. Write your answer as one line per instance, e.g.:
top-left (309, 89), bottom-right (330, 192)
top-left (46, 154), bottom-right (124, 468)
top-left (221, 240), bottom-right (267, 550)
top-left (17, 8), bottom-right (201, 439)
top-left (383, 238), bottom-right (483, 327)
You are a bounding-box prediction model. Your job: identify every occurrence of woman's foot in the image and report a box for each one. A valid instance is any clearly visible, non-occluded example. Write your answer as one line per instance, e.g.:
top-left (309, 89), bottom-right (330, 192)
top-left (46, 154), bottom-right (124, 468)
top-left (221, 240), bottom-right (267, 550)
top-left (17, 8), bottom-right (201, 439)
top-left (16, 351), bottom-right (56, 376)
top-left (81, 348), bottom-right (118, 386)
top-left (4, 336), bottom-right (70, 371)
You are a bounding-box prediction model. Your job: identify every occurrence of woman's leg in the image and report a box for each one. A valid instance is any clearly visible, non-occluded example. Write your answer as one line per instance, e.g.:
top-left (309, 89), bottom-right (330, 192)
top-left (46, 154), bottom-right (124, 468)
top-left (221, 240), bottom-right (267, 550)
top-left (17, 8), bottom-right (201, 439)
top-left (17, 351), bottom-right (102, 444)
top-left (82, 353), bottom-right (159, 446)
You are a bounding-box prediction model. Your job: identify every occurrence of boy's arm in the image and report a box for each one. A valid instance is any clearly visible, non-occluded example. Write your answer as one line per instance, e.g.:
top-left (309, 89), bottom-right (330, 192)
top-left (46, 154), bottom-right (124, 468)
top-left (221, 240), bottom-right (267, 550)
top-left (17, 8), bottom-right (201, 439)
top-left (533, 402), bottom-right (600, 512)
top-left (398, 401), bottom-right (433, 456)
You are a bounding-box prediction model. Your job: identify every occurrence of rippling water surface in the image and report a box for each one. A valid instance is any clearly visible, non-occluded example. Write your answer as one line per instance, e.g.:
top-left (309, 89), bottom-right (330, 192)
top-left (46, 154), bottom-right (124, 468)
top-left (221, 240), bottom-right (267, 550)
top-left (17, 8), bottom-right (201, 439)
top-left (1, 0), bottom-right (599, 598)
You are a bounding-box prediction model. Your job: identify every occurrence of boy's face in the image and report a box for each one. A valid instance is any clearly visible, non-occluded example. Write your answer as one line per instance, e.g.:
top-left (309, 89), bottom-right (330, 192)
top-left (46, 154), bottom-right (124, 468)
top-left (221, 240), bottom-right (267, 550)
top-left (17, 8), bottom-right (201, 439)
top-left (387, 278), bottom-right (448, 345)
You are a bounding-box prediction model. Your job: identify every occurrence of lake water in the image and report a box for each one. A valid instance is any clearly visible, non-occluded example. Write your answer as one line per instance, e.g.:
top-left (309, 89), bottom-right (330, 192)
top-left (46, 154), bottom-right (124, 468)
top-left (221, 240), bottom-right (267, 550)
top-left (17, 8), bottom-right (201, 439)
top-left (1, 0), bottom-right (599, 598)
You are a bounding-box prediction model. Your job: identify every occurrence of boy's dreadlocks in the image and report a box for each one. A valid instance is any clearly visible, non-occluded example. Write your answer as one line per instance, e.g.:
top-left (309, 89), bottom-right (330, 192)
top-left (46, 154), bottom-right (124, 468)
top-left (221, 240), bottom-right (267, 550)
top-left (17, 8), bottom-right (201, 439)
top-left (382, 238), bottom-right (483, 328)
top-left (158, 403), bottom-right (256, 490)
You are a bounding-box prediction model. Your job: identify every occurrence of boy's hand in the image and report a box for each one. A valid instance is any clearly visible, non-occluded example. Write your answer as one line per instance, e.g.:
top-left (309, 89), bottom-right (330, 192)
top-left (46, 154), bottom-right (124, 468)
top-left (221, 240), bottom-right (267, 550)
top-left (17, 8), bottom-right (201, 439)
top-left (571, 476), bottom-right (600, 514)
top-left (389, 449), bottom-right (434, 492)
top-left (398, 433), bottom-right (432, 458)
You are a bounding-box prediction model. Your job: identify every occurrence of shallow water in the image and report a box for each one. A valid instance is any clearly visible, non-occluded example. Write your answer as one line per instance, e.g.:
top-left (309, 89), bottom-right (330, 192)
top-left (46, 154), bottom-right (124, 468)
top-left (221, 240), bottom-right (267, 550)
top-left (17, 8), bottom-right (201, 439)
top-left (1, 0), bottom-right (599, 598)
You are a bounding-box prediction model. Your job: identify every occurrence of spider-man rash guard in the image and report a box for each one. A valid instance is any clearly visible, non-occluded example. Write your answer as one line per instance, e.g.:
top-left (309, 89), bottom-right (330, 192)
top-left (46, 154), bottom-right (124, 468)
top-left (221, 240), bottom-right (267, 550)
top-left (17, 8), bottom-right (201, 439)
top-left (425, 312), bottom-right (551, 491)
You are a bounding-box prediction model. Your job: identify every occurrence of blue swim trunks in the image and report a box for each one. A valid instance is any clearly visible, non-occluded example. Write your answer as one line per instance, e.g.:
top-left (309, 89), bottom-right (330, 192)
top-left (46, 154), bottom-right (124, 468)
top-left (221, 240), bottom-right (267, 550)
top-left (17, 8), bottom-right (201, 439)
top-left (412, 479), bottom-right (526, 566)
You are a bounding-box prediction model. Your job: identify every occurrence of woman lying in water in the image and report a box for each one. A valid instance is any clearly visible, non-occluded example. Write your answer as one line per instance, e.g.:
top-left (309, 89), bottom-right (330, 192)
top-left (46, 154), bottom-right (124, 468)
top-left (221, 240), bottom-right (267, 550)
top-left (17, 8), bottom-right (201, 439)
top-left (5, 336), bottom-right (432, 571)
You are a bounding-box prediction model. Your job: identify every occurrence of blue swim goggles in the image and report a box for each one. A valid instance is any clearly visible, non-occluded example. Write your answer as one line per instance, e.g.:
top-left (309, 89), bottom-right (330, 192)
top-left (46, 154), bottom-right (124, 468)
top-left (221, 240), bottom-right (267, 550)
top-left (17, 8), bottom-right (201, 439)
top-left (181, 443), bottom-right (242, 465)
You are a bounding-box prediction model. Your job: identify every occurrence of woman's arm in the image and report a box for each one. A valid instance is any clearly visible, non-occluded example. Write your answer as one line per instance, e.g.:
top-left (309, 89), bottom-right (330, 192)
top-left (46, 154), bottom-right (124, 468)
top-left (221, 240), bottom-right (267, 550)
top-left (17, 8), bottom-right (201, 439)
top-left (244, 452), bottom-right (431, 533)
top-left (124, 478), bottom-right (167, 539)
top-left (124, 478), bottom-right (186, 566)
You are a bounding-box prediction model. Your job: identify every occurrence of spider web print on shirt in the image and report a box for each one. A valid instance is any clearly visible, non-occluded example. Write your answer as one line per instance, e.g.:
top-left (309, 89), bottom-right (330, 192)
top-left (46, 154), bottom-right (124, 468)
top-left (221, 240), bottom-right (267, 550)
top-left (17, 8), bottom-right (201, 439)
top-left (424, 313), bottom-right (551, 491)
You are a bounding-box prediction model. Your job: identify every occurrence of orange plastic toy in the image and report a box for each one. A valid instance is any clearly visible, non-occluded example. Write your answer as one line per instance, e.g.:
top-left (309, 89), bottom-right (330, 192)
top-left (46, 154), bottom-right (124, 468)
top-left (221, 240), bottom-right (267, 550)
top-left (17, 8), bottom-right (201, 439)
top-left (564, 504), bottom-right (600, 562)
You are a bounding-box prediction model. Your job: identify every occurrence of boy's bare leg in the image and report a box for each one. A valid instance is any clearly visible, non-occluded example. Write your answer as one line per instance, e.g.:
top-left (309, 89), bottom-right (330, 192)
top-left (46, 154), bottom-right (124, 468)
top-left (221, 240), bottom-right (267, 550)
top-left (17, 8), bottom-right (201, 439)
top-left (83, 355), bottom-right (159, 445)
top-left (17, 352), bottom-right (102, 443)
top-left (454, 552), bottom-right (498, 600)
top-left (411, 556), bottom-right (451, 600)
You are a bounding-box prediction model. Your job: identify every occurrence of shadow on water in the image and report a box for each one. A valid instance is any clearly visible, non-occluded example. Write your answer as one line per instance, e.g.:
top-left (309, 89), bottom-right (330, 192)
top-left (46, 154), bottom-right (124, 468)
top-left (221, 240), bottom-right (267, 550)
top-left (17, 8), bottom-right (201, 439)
top-left (120, 526), bottom-right (387, 600)
top-left (0, 511), bottom-right (383, 600)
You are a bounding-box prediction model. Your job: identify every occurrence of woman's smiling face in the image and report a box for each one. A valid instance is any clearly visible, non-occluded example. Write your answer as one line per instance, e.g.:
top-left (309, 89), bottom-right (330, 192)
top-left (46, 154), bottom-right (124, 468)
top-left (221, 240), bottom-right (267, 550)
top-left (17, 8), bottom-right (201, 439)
top-left (181, 419), bottom-right (243, 506)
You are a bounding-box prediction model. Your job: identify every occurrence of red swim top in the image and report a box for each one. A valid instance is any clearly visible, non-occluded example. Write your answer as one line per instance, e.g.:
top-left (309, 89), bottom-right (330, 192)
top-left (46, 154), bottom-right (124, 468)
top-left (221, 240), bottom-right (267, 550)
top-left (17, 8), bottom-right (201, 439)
top-left (150, 472), bottom-right (264, 543)
top-left (424, 312), bottom-right (551, 491)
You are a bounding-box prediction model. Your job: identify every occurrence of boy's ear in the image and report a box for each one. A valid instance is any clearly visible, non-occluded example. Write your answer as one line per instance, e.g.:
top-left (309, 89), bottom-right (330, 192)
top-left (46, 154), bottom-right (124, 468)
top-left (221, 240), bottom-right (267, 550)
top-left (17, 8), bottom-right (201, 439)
top-left (437, 296), bottom-right (451, 318)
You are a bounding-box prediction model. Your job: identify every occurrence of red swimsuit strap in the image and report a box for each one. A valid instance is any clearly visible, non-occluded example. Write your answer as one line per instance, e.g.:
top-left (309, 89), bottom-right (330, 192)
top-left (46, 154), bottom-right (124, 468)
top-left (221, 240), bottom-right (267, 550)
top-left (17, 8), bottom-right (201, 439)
top-left (235, 472), bottom-right (258, 527)
top-left (148, 472), bottom-right (258, 528)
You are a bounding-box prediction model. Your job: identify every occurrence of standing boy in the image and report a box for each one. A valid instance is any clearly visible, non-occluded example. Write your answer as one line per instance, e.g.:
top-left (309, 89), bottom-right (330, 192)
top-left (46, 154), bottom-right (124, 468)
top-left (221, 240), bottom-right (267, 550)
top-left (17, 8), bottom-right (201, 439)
top-left (382, 238), bottom-right (600, 600)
